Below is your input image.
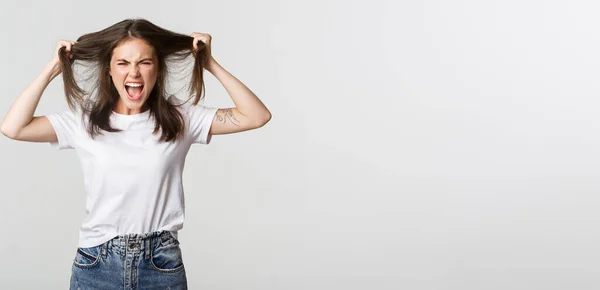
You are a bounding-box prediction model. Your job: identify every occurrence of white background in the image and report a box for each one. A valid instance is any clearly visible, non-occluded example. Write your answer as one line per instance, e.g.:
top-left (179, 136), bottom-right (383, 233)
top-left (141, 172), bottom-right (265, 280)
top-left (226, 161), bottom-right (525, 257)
top-left (1, 0), bottom-right (599, 289)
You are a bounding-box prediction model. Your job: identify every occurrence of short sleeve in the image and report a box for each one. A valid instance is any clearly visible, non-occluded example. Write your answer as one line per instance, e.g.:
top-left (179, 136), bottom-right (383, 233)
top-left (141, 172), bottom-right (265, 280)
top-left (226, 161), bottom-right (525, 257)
top-left (46, 109), bottom-right (78, 150)
top-left (189, 104), bottom-right (218, 144)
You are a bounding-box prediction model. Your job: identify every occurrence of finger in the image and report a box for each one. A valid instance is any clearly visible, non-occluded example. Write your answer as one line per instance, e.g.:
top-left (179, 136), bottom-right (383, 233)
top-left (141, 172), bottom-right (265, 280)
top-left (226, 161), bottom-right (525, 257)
top-left (65, 42), bottom-right (73, 59)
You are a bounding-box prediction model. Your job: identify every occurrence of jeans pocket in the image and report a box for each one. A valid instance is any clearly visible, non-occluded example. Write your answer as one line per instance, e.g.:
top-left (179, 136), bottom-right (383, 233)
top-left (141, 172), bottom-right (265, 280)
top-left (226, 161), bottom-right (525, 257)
top-left (150, 238), bottom-right (184, 273)
top-left (73, 245), bottom-right (101, 268)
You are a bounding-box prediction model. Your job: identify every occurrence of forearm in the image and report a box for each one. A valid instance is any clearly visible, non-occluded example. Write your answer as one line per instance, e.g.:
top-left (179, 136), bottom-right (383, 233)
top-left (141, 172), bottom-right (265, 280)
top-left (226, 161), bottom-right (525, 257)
top-left (206, 58), bottom-right (271, 124)
top-left (1, 62), bottom-right (59, 136)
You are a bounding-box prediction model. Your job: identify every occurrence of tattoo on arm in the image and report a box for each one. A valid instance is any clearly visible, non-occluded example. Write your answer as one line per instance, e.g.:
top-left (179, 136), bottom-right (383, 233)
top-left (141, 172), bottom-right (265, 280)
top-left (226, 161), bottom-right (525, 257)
top-left (215, 109), bottom-right (241, 126)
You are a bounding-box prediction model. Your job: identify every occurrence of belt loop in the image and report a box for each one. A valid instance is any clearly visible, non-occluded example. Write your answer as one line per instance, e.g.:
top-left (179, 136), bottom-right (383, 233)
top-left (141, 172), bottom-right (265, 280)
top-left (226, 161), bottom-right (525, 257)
top-left (101, 242), bottom-right (107, 259)
top-left (145, 238), bottom-right (152, 260)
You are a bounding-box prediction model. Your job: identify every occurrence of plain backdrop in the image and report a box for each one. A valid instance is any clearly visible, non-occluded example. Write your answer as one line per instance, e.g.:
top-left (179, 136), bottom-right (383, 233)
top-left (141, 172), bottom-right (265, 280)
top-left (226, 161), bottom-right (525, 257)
top-left (1, 0), bottom-right (600, 289)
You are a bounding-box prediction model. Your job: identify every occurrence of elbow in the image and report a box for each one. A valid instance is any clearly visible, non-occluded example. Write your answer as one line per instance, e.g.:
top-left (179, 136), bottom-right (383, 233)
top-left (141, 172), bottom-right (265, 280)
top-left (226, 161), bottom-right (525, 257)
top-left (251, 113), bottom-right (271, 129)
top-left (1, 126), bottom-right (17, 139)
top-left (1, 120), bottom-right (21, 139)
top-left (256, 111), bottom-right (271, 128)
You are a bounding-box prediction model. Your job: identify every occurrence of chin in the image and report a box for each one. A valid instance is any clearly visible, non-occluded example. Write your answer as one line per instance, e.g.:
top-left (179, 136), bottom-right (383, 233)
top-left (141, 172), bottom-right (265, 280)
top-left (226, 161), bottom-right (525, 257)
top-left (119, 94), bottom-right (146, 107)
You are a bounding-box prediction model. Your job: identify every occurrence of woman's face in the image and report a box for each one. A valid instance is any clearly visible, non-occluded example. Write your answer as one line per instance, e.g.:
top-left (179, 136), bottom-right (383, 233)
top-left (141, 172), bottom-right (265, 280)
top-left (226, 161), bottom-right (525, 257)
top-left (109, 38), bottom-right (158, 115)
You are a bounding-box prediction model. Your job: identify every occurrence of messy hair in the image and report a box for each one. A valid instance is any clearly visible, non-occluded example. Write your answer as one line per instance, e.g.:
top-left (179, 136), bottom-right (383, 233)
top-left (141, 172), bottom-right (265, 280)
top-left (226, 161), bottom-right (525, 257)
top-left (58, 18), bottom-right (210, 142)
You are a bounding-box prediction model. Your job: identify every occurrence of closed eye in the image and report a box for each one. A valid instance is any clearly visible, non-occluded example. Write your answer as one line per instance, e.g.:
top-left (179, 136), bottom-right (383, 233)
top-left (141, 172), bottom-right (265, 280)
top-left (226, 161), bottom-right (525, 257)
top-left (117, 62), bottom-right (152, 65)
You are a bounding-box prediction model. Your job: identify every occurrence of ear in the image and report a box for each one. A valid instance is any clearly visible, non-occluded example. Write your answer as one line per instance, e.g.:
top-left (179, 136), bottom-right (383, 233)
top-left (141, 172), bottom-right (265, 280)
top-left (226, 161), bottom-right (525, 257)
top-left (107, 60), bottom-right (113, 77)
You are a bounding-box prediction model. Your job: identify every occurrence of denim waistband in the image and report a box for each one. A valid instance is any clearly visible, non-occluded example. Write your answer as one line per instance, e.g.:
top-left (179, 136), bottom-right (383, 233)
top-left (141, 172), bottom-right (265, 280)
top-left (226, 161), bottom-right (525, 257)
top-left (100, 230), bottom-right (176, 259)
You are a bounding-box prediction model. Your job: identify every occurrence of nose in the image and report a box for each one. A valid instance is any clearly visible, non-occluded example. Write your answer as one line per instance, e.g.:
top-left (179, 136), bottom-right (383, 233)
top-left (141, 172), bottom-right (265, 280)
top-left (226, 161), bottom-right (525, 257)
top-left (129, 64), bottom-right (141, 76)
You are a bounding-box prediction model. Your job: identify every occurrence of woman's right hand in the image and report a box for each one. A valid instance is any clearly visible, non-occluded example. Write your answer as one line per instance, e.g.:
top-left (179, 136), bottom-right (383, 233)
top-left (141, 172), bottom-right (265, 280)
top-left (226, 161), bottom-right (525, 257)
top-left (48, 40), bottom-right (77, 75)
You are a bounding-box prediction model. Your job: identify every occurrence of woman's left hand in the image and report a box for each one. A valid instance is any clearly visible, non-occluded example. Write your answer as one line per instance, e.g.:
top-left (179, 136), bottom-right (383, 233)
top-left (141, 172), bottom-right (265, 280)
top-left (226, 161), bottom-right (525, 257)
top-left (191, 32), bottom-right (213, 61)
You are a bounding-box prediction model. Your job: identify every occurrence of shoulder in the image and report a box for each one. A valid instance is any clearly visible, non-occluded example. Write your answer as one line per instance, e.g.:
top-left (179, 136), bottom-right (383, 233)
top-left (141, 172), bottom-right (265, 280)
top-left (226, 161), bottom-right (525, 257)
top-left (47, 105), bottom-right (81, 125)
top-left (167, 95), bottom-right (196, 121)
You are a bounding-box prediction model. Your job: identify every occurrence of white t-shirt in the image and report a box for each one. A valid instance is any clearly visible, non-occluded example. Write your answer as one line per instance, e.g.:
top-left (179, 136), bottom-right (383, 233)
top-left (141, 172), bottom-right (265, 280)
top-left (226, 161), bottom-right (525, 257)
top-left (46, 95), bottom-right (218, 248)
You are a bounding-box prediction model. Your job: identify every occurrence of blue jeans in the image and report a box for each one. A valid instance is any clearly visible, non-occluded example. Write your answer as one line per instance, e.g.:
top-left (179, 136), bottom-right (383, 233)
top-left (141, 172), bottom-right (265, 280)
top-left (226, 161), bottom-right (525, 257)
top-left (69, 230), bottom-right (187, 289)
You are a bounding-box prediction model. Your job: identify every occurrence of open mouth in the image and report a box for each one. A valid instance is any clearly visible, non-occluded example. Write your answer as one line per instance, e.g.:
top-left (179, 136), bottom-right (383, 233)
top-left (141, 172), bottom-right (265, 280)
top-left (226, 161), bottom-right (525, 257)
top-left (125, 83), bottom-right (144, 101)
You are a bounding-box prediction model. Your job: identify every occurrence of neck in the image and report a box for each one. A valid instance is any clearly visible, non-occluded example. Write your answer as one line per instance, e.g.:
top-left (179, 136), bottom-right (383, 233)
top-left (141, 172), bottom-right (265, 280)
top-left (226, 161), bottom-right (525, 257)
top-left (113, 101), bottom-right (149, 115)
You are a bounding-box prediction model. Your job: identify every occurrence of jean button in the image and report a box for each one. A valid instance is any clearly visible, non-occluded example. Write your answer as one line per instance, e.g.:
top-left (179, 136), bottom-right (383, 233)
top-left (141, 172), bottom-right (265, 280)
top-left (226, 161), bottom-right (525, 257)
top-left (129, 243), bottom-right (135, 249)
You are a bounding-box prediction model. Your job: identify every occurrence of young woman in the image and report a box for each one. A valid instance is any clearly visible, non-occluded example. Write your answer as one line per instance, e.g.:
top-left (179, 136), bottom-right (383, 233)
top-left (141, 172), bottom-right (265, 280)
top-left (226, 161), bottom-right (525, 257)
top-left (0, 18), bottom-right (271, 289)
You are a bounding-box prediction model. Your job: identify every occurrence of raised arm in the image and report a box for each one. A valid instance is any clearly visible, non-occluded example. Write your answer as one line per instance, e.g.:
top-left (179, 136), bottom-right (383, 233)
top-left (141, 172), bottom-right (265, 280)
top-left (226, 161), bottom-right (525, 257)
top-left (206, 60), bottom-right (272, 135)
top-left (192, 32), bottom-right (271, 135)
top-left (1, 40), bottom-right (75, 141)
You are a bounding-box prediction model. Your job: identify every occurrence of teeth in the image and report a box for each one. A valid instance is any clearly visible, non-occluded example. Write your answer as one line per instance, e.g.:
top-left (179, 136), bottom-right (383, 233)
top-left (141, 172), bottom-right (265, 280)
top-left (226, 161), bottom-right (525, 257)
top-left (125, 83), bottom-right (143, 87)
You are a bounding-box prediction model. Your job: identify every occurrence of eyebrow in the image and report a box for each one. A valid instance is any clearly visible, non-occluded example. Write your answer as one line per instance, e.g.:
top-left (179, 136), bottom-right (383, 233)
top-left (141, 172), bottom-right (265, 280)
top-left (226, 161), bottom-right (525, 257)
top-left (116, 58), bottom-right (154, 63)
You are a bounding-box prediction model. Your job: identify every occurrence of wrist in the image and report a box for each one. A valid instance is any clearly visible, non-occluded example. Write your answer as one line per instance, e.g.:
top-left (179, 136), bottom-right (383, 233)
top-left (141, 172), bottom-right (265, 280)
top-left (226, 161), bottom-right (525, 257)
top-left (205, 58), bottom-right (219, 73)
top-left (43, 61), bottom-right (61, 79)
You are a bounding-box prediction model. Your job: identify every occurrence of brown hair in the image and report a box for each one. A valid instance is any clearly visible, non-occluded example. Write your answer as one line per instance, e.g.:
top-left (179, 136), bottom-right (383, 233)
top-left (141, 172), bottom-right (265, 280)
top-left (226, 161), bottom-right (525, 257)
top-left (58, 18), bottom-right (210, 142)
